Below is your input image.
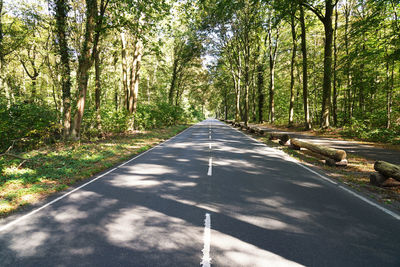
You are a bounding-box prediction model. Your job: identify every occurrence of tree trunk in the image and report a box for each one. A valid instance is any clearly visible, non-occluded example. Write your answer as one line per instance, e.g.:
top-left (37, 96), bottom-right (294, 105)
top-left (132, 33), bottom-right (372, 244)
top-left (95, 46), bottom-right (101, 132)
top-left (289, 14), bottom-right (297, 127)
top-left (268, 26), bottom-right (279, 123)
top-left (386, 59), bottom-right (394, 129)
top-left (128, 40), bottom-right (141, 114)
top-left (169, 60), bottom-right (178, 105)
top-left (344, 0), bottom-right (352, 124)
top-left (244, 58), bottom-right (249, 127)
top-left (54, 0), bottom-right (72, 138)
top-left (257, 60), bottom-right (264, 123)
top-left (321, 1), bottom-right (334, 128)
top-left (234, 58), bottom-right (241, 122)
top-left (332, 4), bottom-right (338, 126)
top-left (300, 5), bottom-right (311, 130)
top-left (70, 0), bottom-right (97, 139)
top-left (121, 31), bottom-right (129, 111)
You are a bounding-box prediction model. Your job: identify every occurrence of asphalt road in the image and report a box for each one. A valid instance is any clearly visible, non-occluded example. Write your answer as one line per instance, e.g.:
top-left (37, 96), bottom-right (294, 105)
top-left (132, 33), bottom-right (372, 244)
top-left (0, 119), bottom-right (399, 266)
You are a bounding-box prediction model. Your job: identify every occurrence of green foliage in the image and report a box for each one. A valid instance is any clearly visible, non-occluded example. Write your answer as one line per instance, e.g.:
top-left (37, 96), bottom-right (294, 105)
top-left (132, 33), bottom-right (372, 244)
top-left (342, 119), bottom-right (400, 144)
top-left (0, 100), bottom-right (59, 151)
top-left (134, 102), bottom-right (186, 130)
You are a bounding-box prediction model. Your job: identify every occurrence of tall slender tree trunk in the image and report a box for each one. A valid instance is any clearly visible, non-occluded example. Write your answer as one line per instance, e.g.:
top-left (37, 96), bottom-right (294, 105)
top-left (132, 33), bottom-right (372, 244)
top-left (95, 46), bottom-right (102, 131)
top-left (234, 58), bottom-right (241, 122)
top-left (320, 1), bottom-right (334, 128)
top-left (169, 59), bottom-right (178, 105)
top-left (386, 59), bottom-right (394, 129)
top-left (332, 4), bottom-right (338, 126)
top-left (344, 1), bottom-right (352, 124)
top-left (121, 31), bottom-right (129, 111)
top-left (244, 56), bottom-right (249, 126)
top-left (55, 0), bottom-right (72, 138)
top-left (268, 26), bottom-right (279, 123)
top-left (257, 59), bottom-right (264, 123)
top-left (289, 15), bottom-right (297, 127)
top-left (70, 0), bottom-right (97, 139)
top-left (300, 5), bottom-right (311, 130)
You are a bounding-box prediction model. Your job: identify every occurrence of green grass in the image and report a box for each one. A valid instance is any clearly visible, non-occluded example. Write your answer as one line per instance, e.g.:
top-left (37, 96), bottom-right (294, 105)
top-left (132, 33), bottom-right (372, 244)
top-left (0, 124), bottom-right (189, 217)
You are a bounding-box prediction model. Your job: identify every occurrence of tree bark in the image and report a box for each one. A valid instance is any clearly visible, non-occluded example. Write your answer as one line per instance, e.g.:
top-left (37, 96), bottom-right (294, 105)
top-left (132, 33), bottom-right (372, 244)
top-left (289, 14), bottom-right (297, 127)
top-left (332, 4), bottom-right (338, 126)
top-left (300, 5), bottom-right (311, 130)
top-left (257, 57), bottom-right (264, 123)
top-left (95, 46), bottom-right (101, 131)
top-left (290, 138), bottom-right (347, 161)
top-left (321, 1), bottom-right (333, 128)
top-left (70, 0), bottom-right (97, 139)
top-left (268, 25), bottom-right (279, 123)
top-left (169, 59), bottom-right (178, 105)
top-left (54, 0), bottom-right (72, 138)
top-left (121, 31), bottom-right (129, 111)
top-left (374, 161), bottom-right (400, 182)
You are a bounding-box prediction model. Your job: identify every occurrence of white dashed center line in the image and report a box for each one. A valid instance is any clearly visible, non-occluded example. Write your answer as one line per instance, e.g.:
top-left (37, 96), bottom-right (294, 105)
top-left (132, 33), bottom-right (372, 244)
top-left (207, 157), bottom-right (212, 176)
top-left (201, 213), bottom-right (211, 267)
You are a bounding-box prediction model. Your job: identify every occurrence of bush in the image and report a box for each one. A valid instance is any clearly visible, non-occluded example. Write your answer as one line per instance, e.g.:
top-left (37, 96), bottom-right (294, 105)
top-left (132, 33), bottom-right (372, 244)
top-left (0, 100), bottom-right (59, 151)
top-left (134, 102), bottom-right (186, 130)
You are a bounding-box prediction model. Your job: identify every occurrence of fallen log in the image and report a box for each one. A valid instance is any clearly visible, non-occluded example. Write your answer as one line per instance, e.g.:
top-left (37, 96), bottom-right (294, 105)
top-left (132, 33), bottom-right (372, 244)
top-left (268, 132), bottom-right (290, 145)
top-left (290, 138), bottom-right (347, 162)
top-left (374, 160), bottom-right (400, 182)
top-left (0, 152), bottom-right (28, 161)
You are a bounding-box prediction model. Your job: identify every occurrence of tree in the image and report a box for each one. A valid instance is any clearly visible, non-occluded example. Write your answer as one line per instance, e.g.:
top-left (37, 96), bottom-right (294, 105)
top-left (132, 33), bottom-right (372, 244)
top-left (302, 0), bottom-right (338, 128)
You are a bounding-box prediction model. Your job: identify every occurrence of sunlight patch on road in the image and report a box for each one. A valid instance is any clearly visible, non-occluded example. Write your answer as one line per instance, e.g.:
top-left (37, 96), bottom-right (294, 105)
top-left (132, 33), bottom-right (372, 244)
top-left (211, 230), bottom-right (305, 267)
top-left (102, 207), bottom-right (202, 251)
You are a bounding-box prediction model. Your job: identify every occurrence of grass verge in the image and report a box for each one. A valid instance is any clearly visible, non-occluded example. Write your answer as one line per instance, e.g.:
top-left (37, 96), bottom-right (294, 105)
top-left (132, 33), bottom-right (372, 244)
top-left (0, 124), bottom-right (190, 217)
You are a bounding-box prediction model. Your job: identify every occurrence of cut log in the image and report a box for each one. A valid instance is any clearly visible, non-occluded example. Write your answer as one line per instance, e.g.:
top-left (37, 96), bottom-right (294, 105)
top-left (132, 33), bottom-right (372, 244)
top-left (374, 160), bottom-right (400, 182)
top-left (370, 172), bottom-right (388, 186)
top-left (290, 138), bottom-right (346, 161)
top-left (269, 132), bottom-right (290, 144)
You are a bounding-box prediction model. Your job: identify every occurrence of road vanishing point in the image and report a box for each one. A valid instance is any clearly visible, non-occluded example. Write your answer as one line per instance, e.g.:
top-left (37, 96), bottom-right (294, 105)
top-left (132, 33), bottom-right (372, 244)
top-left (1, 119), bottom-right (400, 266)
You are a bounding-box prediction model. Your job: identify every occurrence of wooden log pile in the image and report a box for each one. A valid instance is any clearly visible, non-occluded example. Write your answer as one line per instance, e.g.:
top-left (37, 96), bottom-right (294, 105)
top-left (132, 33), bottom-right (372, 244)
top-left (370, 160), bottom-right (400, 186)
top-left (290, 138), bottom-right (348, 166)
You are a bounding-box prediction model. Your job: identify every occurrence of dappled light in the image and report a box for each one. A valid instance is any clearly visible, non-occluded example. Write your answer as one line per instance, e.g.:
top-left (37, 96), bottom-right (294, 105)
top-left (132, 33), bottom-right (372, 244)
top-left (0, 121), bottom-right (399, 266)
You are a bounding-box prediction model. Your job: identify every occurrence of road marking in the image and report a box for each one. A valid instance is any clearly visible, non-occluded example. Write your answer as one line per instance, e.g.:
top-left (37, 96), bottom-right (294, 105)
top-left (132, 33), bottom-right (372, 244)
top-left (201, 213), bottom-right (211, 267)
top-left (339, 186), bottom-right (400, 220)
top-left (0, 124), bottom-right (197, 233)
top-left (221, 120), bottom-right (400, 221)
top-left (209, 143), bottom-right (212, 149)
top-left (209, 135), bottom-right (211, 140)
top-left (207, 157), bottom-right (212, 176)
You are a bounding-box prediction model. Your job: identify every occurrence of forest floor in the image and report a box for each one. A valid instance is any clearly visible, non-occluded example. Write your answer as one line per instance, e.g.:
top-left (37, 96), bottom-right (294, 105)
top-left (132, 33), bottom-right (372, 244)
top-left (0, 124), bottom-right (190, 217)
top-left (242, 123), bottom-right (400, 212)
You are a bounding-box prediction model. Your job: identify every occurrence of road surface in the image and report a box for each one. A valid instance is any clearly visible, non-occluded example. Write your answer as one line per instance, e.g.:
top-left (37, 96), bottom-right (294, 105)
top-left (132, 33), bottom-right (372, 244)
top-left (1, 119), bottom-right (399, 266)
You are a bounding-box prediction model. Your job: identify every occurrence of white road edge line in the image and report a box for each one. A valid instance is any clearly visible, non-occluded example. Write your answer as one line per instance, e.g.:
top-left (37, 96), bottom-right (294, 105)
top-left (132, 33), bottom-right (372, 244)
top-left (201, 213), bottom-right (211, 267)
top-left (207, 157), bottom-right (212, 176)
top-left (339, 186), bottom-right (400, 220)
top-left (0, 123), bottom-right (197, 232)
top-left (222, 121), bottom-right (400, 221)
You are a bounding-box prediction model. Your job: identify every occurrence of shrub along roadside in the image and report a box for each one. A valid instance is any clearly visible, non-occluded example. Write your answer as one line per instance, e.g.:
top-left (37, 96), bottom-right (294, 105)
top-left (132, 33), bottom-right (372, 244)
top-left (0, 124), bottom-right (190, 217)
